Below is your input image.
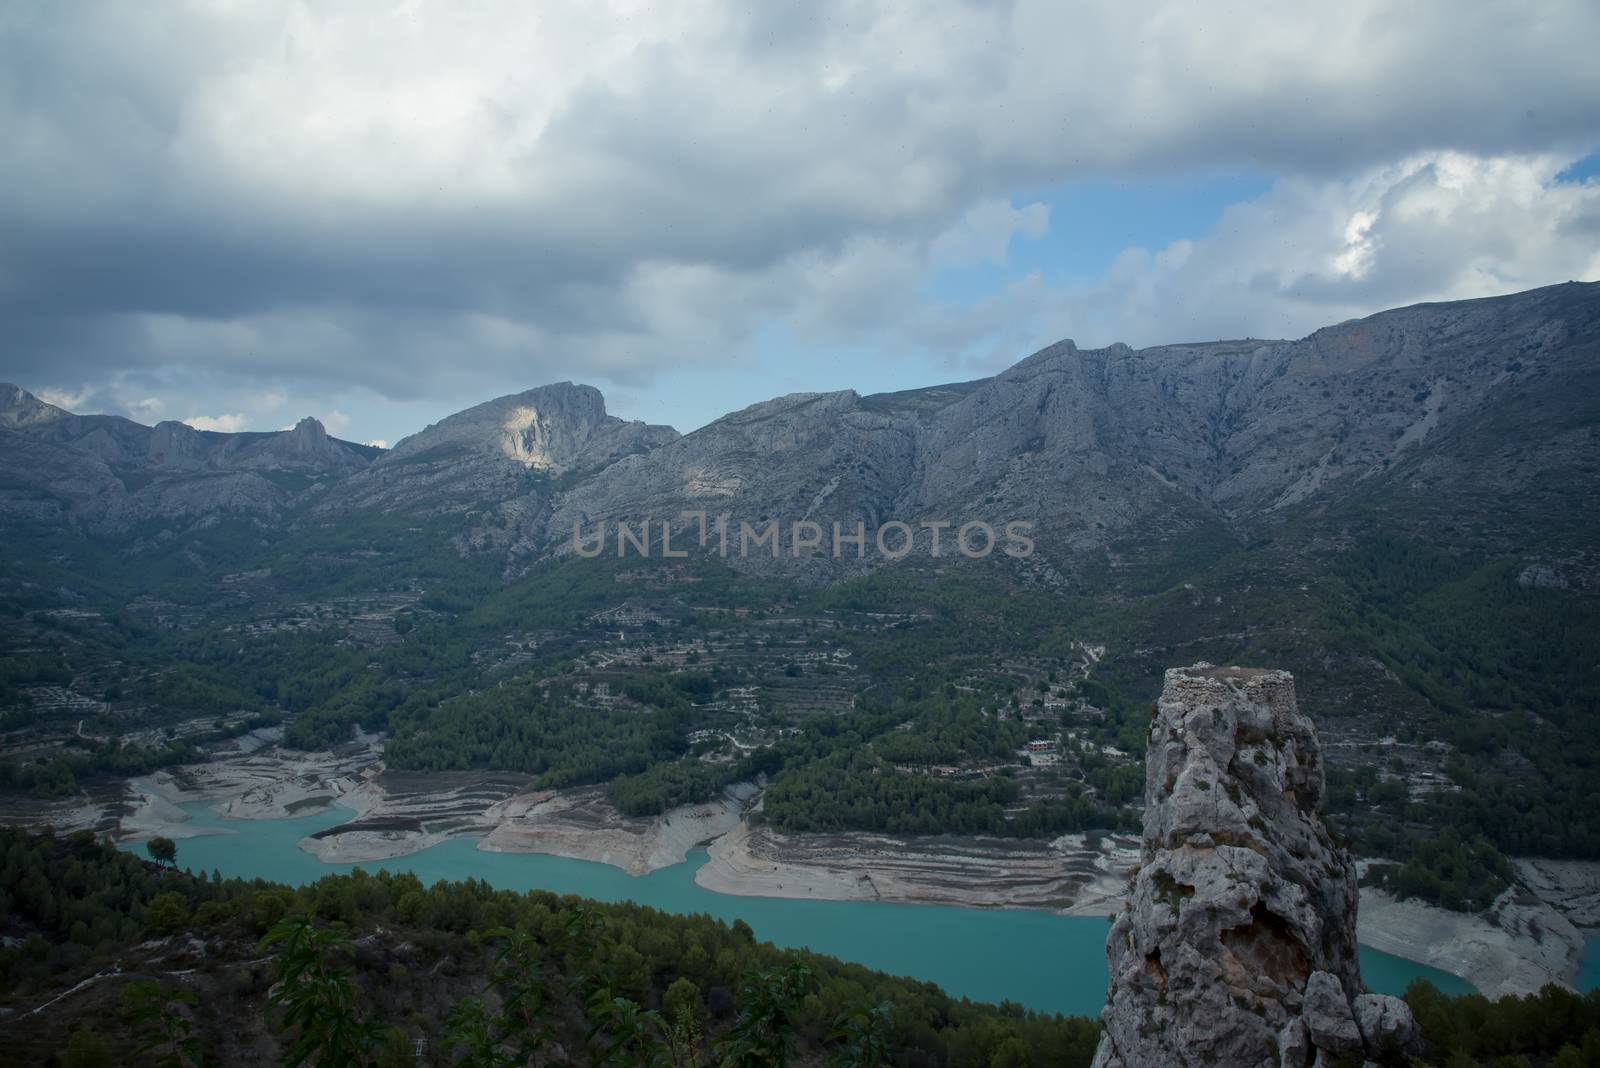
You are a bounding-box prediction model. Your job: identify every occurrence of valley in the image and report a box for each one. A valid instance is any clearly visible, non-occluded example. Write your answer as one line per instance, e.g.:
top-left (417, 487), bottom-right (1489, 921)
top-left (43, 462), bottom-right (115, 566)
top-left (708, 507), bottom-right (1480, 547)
top-left (3, 282), bottom-right (1599, 1039)
top-left (85, 736), bottom-right (1481, 1016)
top-left (28, 715), bottom-right (1586, 1002)
top-left (5, 5), bottom-right (1598, 1059)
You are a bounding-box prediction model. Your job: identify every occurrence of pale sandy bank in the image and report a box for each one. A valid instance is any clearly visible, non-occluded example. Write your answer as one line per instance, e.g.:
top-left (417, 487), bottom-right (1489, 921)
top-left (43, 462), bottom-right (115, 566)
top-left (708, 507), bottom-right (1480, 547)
top-left (1357, 887), bottom-right (1583, 998)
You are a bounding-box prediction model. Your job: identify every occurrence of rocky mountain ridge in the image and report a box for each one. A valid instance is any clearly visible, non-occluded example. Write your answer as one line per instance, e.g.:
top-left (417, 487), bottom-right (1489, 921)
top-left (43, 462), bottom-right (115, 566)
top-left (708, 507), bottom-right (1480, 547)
top-left (1092, 664), bottom-right (1420, 1067)
top-left (0, 392), bottom-right (383, 534)
top-left (2, 281), bottom-right (1595, 580)
top-left (548, 281), bottom-right (1597, 579)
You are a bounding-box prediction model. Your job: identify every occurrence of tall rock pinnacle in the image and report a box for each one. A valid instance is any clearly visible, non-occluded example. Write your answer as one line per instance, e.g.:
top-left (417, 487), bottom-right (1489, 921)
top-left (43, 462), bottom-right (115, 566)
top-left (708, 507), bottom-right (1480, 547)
top-left (1091, 664), bottom-right (1420, 1068)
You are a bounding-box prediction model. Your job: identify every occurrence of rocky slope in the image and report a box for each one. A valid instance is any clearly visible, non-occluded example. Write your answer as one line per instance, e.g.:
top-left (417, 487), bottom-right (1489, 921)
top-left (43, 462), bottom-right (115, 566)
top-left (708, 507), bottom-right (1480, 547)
top-left (1091, 664), bottom-right (1420, 1068)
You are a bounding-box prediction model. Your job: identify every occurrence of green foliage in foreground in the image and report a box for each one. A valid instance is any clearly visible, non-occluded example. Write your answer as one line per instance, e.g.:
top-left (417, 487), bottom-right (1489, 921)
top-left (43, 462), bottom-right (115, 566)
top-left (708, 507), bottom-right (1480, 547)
top-left (5, 819), bottom-right (1600, 1066)
top-left (260, 917), bottom-right (380, 1067)
top-left (1406, 980), bottom-right (1600, 1067)
top-left (0, 827), bottom-right (1101, 1066)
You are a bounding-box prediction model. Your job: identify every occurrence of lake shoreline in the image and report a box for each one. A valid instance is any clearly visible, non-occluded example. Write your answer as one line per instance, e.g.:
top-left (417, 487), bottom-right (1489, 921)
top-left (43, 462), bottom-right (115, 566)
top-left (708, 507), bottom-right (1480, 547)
top-left (107, 737), bottom-right (1587, 999)
top-left (692, 815), bottom-right (1585, 999)
top-left (104, 798), bottom-right (1483, 1018)
top-left (692, 818), bottom-right (1141, 916)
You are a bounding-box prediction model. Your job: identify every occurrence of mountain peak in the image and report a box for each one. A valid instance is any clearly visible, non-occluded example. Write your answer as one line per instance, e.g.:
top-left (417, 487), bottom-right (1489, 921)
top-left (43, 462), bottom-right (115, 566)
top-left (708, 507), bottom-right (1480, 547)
top-left (384, 381), bottom-right (675, 475)
top-left (291, 415), bottom-right (328, 439)
top-left (516, 380), bottom-right (600, 401)
top-left (0, 383), bottom-right (72, 429)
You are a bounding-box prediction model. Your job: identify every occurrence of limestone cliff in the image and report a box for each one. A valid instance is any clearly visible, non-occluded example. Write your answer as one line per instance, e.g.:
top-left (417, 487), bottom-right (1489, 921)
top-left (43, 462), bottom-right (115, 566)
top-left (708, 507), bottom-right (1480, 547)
top-left (1092, 664), bottom-right (1420, 1068)
top-left (325, 381), bottom-right (679, 517)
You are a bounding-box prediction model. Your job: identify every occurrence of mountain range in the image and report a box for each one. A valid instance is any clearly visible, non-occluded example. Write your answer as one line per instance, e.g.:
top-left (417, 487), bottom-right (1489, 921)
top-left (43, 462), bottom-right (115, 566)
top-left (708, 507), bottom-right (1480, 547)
top-left (3, 281), bottom-right (1596, 590)
top-left (3, 280), bottom-right (1599, 912)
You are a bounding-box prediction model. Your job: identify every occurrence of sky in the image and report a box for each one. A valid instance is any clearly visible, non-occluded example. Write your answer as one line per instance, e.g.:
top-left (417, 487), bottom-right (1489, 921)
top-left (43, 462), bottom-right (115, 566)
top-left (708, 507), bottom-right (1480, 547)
top-left (3, 2), bottom-right (1599, 448)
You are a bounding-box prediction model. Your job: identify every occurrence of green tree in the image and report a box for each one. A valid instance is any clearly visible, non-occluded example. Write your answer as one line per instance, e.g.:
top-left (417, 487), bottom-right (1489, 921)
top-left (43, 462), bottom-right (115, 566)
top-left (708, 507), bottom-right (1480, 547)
top-left (830, 1000), bottom-right (895, 1067)
top-left (122, 980), bottom-right (202, 1068)
top-left (1549, 1029), bottom-right (1600, 1067)
top-left (664, 977), bottom-right (706, 1034)
top-left (146, 836), bottom-right (177, 867)
top-left (64, 1027), bottom-right (114, 1068)
top-left (145, 891), bottom-right (190, 935)
top-left (259, 915), bottom-right (377, 1068)
top-left (990, 1035), bottom-right (1033, 1068)
top-left (717, 959), bottom-right (816, 1067)
top-left (588, 994), bottom-right (671, 1067)
top-left (443, 997), bottom-right (517, 1068)
top-left (484, 926), bottom-right (554, 1061)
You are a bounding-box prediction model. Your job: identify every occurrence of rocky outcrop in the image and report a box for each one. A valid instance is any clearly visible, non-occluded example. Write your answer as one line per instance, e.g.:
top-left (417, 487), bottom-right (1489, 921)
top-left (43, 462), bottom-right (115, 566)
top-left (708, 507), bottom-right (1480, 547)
top-left (1514, 858), bottom-right (1600, 929)
top-left (1091, 664), bottom-right (1420, 1068)
top-left (326, 381), bottom-right (679, 517)
top-left (380, 382), bottom-right (676, 477)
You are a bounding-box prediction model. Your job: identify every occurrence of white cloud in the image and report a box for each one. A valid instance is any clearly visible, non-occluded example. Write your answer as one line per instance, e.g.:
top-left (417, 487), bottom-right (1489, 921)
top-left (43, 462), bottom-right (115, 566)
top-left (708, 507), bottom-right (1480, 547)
top-left (184, 412), bottom-right (248, 433)
top-left (930, 199), bottom-right (1050, 267)
top-left (126, 396), bottom-right (167, 423)
top-left (35, 387), bottom-right (94, 412)
top-left (1018, 151), bottom-right (1600, 350)
top-left (671, 148), bottom-right (1600, 376)
top-left (60, 0), bottom-right (1593, 220)
top-left (1332, 210), bottom-right (1380, 279)
top-left (363, 439), bottom-right (388, 450)
top-left (1, 2), bottom-right (1596, 436)
top-left (39, 380), bottom-right (166, 422)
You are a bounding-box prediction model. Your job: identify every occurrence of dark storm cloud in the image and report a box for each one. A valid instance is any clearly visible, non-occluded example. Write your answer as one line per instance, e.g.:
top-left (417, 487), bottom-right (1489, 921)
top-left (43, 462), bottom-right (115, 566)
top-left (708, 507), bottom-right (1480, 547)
top-left (1, 0), bottom-right (1598, 417)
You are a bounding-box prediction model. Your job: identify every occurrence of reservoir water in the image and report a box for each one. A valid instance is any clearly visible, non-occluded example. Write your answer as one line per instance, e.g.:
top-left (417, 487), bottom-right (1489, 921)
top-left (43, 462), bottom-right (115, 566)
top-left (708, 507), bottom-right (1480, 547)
top-left (132, 802), bottom-right (1475, 1016)
top-left (1580, 938), bottom-right (1600, 993)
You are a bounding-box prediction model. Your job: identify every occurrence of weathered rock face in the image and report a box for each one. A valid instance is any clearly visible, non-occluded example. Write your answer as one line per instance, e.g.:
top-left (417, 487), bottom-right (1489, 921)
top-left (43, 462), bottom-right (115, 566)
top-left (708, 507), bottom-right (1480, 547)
top-left (325, 381), bottom-right (680, 517)
top-left (1091, 664), bottom-right (1419, 1068)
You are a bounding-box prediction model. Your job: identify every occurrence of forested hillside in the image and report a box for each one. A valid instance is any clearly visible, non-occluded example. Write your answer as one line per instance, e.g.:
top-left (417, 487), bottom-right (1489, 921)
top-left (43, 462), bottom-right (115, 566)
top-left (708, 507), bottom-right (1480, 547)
top-left (4, 829), bottom-right (1600, 1066)
top-left (0, 827), bottom-right (1099, 1066)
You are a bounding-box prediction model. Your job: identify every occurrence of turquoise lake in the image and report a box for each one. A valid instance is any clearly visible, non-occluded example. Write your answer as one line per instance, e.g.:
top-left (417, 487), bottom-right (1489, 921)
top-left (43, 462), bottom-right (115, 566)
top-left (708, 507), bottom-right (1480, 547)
top-left (1580, 938), bottom-right (1600, 993)
top-left (130, 803), bottom-right (1477, 1016)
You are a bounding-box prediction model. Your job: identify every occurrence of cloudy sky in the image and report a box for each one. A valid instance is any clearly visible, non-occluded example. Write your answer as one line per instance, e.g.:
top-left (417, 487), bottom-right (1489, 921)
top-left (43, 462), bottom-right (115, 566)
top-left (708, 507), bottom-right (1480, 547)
top-left (4, 1), bottom-right (1599, 446)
